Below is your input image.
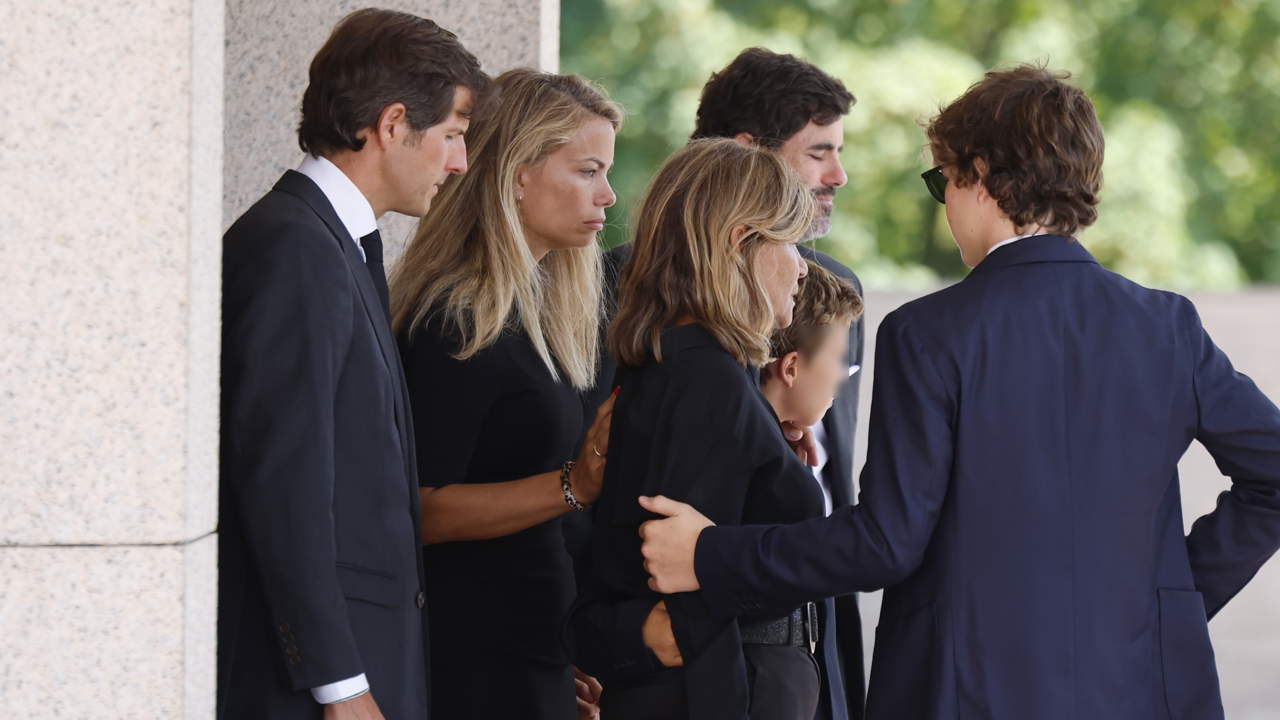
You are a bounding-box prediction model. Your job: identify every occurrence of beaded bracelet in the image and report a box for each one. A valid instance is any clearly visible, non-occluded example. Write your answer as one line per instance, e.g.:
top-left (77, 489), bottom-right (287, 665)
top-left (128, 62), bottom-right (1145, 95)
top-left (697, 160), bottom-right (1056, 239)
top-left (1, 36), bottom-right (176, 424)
top-left (561, 460), bottom-right (588, 511)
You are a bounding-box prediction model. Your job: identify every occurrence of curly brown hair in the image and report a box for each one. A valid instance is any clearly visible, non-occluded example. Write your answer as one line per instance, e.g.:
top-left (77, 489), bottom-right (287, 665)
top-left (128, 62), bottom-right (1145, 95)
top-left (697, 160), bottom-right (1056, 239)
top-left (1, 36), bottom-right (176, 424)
top-left (692, 47), bottom-right (854, 149)
top-left (298, 9), bottom-right (491, 156)
top-left (765, 260), bottom-right (862, 373)
top-left (926, 65), bottom-right (1104, 235)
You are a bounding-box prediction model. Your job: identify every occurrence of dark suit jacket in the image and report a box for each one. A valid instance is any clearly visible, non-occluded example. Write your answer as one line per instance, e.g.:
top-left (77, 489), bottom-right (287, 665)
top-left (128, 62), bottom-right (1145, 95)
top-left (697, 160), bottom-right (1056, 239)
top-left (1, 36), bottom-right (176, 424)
top-left (565, 243), bottom-right (866, 719)
top-left (218, 171), bottom-right (429, 719)
top-left (799, 245), bottom-right (867, 720)
top-left (695, 235), bottom-right (1280, 720)
top-left (572, 323), bottom-right (828, 718)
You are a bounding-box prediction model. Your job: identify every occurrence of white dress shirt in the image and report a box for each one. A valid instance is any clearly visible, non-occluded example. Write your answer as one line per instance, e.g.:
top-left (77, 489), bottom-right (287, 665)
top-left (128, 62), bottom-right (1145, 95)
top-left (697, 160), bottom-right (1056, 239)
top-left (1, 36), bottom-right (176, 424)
top-left (810, 422), bottom-right (836, 517)
top-left (807, 360), bottom-right (860, 517)
top-left (296, 154), bottom-right (378, 261)
top-left (293, 154), bottom-right (378, 705)
top-left (987, 231), bottom-right (1041, 257)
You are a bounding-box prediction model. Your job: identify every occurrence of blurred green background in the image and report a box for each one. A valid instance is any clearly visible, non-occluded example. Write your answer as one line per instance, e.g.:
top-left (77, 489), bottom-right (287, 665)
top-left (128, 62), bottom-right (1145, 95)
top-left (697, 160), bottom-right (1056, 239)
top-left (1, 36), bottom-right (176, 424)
top-left (560, 0), bottom-right (1280, 289)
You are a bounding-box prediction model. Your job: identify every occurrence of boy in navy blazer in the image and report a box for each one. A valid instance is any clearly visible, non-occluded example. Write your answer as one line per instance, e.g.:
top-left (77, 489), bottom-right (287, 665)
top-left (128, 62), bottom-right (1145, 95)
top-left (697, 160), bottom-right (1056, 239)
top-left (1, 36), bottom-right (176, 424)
top-left (637, 65), bottom-right (1280, 720)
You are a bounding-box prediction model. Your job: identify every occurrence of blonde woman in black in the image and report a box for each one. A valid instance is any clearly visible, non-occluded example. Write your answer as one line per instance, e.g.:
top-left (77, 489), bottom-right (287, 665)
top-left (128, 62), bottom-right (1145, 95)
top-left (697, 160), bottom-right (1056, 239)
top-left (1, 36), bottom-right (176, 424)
top-left (391, 69), bottom-right (620, 719)
top-left (568, 138), bottom-right (824, 720)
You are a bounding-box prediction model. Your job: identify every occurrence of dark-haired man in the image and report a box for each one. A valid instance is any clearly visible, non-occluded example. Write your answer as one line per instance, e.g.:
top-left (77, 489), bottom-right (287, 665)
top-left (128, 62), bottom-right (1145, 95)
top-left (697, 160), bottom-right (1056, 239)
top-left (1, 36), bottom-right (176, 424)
top-left (639, 66), bottom-right (1280, 719)
top-left (219, 9), bottom-right (488, 719)
top-left (582, 47), bottom-right (867, 720)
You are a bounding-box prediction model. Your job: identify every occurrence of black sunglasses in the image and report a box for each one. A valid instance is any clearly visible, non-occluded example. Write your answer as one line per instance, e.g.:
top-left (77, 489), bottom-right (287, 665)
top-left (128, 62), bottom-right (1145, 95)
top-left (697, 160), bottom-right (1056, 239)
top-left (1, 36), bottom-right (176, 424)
top-left (921, 166), bottom-right (947, 204)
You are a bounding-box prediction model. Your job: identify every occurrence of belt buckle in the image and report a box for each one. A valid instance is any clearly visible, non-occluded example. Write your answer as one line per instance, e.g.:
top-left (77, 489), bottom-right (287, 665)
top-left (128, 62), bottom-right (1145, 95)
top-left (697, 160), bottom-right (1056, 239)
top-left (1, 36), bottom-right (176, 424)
top-left (804, 602), bottom-right (818, 654)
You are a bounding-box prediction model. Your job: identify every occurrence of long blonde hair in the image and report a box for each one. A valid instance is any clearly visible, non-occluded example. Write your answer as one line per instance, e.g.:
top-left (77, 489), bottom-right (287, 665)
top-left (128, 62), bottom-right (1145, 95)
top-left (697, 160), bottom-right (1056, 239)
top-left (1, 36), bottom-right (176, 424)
top-left (391, 69), bottom-right (621, 390)
top-left (610, 138), bottom-right (816, 368)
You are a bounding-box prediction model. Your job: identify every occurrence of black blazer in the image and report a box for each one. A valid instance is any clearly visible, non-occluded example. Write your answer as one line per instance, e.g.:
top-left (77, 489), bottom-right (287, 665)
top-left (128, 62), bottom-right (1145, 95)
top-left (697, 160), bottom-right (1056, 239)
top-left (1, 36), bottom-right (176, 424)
top-left (566, 243), bottom-right (866, 719)
top-left (695, 236), bottom-right (1280, 719)
top-left (570, 324), bottom-right (826, 719)
top-left (218, 171), bottom-right (428, 719)
top-left (583, 243), bottom-right (865, 457)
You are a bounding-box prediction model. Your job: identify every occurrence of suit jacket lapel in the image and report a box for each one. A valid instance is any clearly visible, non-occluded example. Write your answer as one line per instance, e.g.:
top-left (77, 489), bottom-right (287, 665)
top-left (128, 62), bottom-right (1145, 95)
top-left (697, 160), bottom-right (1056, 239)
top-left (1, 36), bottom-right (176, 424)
top-left (335, 223), bottom-right (403, 378)
top-left (273, 171), bottom-right (423, 541)
top-left (274, 171), bottom-right (400, 378)
top-left (328, 216), bottom-right (423, 507)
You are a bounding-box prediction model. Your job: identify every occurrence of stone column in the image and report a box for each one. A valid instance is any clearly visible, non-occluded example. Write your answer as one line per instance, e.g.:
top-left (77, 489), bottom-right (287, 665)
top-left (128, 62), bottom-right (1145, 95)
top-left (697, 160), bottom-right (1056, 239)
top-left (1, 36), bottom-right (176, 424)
top-left (1, 1), bottom-right (554, 717)
top-left (0, 0), bottom-right (224, 717)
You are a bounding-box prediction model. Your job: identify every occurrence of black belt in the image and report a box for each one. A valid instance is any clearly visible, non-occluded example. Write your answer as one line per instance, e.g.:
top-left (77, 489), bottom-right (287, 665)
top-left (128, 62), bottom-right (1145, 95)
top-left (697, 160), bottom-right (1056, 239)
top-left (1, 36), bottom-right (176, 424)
top-left (739, 601), bottom-right (818, 654)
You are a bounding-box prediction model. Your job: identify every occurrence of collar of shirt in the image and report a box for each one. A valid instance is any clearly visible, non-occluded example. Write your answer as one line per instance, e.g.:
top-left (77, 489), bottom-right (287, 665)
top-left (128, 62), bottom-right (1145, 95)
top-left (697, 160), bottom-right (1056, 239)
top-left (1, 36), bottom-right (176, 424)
top-left (810, 421), bottom-right (830, 472)
top-left (809, 421), bottom-right (834, 515)
top-left (296, 155), bottom-right (378, 258)
top-left (986, 231), bottom-right (1042, 257)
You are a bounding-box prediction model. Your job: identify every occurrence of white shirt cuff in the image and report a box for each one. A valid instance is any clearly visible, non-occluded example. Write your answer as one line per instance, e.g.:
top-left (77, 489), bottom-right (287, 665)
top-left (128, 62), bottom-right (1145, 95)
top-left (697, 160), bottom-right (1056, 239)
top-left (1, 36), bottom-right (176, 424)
top-left (311, 673), bottom-right (369, 704)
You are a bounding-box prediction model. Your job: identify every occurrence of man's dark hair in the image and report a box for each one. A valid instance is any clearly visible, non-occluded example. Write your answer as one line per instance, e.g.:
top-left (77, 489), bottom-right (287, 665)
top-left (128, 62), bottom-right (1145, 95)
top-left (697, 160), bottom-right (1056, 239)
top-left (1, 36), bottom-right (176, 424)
top-left (298, 8), bottom-right (491, 156)
top-left (926, 65), bottom-right (1104, 235)
top-left (692, 47), bottom-right (855, 149)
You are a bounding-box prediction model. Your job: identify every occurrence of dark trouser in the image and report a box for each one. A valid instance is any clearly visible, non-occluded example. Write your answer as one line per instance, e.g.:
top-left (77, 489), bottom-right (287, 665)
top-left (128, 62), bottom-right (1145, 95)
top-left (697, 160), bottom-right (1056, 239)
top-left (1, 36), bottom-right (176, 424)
top-left (599, 669), bottom-right (686, 720)
top-left (744, 645), bottom-right (821, 720)
top-left (600, 644), bottom-right (819, 720)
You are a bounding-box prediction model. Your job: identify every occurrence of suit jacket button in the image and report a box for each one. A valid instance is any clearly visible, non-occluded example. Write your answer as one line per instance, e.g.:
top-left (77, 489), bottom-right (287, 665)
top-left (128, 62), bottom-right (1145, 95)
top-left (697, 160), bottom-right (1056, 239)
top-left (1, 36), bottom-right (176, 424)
top-left (415, 591), bottom-right (425, 609)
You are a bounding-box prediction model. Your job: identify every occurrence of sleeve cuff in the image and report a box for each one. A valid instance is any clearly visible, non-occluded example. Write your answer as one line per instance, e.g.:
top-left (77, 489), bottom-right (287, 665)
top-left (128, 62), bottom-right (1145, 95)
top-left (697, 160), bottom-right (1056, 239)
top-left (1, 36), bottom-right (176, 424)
top-left (612, 598), bottom-right (663, 675)
top-left (311, 673), bottom-right (369, 704)
top-left (695, 525), bottom-right (754, 616)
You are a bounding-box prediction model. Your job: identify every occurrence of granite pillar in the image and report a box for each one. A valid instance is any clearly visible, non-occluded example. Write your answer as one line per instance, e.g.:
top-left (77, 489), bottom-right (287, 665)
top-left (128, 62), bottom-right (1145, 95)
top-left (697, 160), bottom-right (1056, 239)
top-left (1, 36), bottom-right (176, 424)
top-left (1, 0), bottom-right (555, 717)
top-left (0, 0), bottom-right (224, 717)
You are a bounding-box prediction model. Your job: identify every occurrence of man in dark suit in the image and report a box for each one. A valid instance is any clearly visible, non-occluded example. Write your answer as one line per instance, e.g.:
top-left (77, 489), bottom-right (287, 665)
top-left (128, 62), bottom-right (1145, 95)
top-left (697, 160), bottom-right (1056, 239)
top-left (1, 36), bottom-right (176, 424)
top-left (638, 66), bottom-right (1280, 719)
top-left (218, 10), bottom-right (488, 719)
top-left (580, 47), bottom-right (867, 720)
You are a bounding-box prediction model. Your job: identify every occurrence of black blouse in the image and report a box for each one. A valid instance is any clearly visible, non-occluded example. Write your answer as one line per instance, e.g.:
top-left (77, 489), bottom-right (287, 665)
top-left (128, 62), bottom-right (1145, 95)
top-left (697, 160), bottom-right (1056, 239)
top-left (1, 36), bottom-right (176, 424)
top-left (569, 323), bottom-right (824, 719)
top-left (401, 312), bottom-right (583, 718)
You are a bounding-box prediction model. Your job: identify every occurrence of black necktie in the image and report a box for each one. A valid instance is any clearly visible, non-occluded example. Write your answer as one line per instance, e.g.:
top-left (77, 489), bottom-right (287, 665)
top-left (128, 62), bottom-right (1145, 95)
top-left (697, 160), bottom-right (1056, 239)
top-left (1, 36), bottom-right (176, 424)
top-left (361, 229), bottom-right (391, 320)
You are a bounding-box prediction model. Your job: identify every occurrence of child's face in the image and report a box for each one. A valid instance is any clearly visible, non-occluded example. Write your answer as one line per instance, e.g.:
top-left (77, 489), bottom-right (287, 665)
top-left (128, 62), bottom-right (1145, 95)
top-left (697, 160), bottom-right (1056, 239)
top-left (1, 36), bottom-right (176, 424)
top-left (788, 319), bottom-right (852, 427)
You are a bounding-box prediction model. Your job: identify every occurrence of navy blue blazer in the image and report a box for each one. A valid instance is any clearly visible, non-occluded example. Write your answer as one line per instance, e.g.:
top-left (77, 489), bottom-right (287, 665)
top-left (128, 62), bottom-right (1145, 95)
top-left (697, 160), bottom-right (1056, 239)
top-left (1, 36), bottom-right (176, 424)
top-left (219, 171), bottom-right (428, 718)
top-left (694, 235), bottom-right (1280, 720)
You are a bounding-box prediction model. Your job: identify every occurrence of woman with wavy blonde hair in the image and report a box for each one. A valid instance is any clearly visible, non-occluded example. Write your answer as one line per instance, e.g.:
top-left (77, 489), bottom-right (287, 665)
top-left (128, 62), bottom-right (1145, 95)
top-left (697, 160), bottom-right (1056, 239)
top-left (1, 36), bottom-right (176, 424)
top-left (567, 137), bottom-right (827, 719)
top-left (391, 68), bottom-right (620, 719)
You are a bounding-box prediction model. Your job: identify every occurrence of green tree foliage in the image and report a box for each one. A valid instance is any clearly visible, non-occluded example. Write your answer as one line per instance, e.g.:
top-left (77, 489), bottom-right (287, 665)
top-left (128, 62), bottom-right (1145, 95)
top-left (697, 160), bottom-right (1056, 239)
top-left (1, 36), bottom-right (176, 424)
top-left (561, 0), bottom-right (1280, 288)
